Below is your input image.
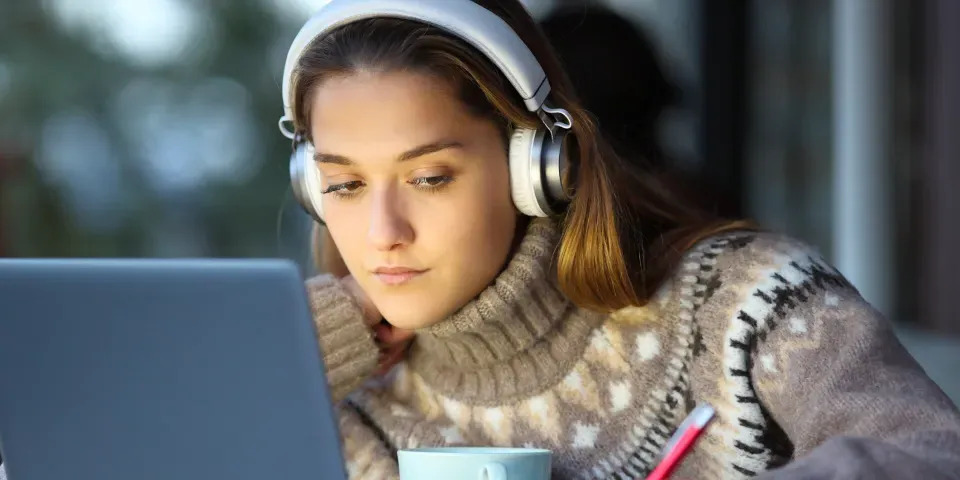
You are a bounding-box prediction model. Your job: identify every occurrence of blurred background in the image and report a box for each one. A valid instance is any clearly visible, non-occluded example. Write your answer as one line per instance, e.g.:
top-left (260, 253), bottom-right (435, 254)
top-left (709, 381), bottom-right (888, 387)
top-left (1, 0), bottom-right (957, 400)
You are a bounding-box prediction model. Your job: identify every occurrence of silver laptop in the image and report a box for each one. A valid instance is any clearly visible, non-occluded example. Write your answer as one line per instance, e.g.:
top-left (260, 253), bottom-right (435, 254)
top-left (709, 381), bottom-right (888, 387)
top-left (0, 259), bottom-right (348, 480)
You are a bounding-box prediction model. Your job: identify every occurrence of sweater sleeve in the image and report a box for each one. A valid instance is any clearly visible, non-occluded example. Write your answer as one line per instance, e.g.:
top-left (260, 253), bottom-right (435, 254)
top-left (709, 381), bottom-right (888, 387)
top-left (305, 274), bottom-right (379, 403)
top-left (710, 235), bottom-right (960, 479)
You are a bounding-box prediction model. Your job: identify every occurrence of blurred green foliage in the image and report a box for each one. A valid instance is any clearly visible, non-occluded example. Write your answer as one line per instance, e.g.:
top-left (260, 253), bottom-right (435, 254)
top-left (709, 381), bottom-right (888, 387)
top-left (0, 1), bottom-right (313, 261)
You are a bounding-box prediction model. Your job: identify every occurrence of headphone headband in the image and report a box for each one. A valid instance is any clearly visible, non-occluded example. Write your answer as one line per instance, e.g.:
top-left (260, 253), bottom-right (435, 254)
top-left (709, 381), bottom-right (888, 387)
top-left (280, 0), bottom-right (551, 124)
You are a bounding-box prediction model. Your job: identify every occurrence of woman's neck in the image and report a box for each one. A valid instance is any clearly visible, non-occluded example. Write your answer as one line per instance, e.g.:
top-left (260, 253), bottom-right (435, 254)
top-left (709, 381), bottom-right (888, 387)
top-left (406, 217), bottom-right (606, 405)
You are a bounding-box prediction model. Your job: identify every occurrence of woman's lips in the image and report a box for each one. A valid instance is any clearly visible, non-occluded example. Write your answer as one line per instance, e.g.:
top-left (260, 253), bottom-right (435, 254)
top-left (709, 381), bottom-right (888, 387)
top-left (372, 267), bottom-right (427, 286)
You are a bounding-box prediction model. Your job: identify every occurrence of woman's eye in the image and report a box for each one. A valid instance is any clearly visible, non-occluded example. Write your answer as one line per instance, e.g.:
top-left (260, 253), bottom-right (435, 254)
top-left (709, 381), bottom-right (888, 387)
top-left (411, 175), bottom-right (453, 189)
top-left (320, 176), bottom-right (453, 199)
top-left (321, 180), bottom-right (364, 197)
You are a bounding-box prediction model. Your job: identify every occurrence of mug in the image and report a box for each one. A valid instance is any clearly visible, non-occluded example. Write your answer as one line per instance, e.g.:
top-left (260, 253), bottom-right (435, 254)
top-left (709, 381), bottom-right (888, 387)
top-left (398, 447), bottom-right (552, 480)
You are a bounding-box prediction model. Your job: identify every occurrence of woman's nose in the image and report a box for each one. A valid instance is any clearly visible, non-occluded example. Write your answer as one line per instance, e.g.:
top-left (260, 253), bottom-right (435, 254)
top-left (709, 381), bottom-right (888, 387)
top-left (366, 189), bottom-right (414, 251)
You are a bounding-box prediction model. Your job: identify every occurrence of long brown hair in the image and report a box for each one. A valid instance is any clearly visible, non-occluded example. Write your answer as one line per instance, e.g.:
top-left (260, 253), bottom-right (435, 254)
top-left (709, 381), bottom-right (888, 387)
top-left (291, 0), bottom-right (752, 312)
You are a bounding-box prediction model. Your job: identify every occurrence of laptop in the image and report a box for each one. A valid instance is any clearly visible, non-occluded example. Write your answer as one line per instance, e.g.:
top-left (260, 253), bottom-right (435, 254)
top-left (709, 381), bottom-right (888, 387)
top-left (0, 259), bottom-right (349, 480)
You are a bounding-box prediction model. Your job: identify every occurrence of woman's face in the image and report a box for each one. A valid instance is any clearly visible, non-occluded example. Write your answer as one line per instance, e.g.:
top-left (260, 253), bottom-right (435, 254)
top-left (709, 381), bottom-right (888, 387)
top-left (309, 70), bottom-right (518, 330)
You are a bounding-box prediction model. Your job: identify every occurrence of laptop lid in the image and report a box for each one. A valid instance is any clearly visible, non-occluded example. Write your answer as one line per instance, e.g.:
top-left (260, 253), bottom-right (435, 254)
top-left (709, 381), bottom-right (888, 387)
top-left (0, 259), bottom-right (348, 480)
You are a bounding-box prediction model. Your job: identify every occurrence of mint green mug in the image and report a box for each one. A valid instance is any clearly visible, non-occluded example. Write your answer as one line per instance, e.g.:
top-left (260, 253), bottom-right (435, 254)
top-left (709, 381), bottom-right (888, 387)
top-left (397, 447), bottom-right (552, 480)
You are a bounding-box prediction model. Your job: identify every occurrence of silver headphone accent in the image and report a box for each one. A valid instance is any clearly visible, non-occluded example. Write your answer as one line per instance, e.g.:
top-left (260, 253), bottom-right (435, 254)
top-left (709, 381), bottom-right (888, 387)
top-left (279, 0), bottom-right (574, 222)
top-left (288, 136), bottom-right (321, 223)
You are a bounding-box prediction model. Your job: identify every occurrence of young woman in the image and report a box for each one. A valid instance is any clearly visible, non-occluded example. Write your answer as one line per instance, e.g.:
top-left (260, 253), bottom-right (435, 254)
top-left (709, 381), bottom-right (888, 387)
top-left (279, 1), bottom-right (960, 478)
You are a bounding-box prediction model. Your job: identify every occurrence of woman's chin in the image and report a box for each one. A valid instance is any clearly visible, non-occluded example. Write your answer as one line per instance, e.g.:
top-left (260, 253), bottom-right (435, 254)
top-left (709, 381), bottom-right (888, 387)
top-left (376, 298), bottom-right (453, 331)
top-left (369, 279), bottom-right (481, 331)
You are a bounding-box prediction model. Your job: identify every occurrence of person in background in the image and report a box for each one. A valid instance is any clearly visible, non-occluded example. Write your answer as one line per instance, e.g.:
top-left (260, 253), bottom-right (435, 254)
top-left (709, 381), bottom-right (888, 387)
top-left (539, 4), bottom-right (739, 219)
top-left (286, 0), bottom-right (960, 478)
top-left (539, 5), bottom-right (679, 167)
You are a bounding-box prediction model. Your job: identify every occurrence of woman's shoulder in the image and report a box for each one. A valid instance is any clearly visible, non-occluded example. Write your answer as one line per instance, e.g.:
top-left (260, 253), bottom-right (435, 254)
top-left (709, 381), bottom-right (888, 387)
top-left (649, 228), bottom-right (863, 329)
top-left (681, 229), bottom-right (852, 295)
top-left (656, 228), bottom-right (876, 356)
top-left (689, 229), bottom-right (833, 273)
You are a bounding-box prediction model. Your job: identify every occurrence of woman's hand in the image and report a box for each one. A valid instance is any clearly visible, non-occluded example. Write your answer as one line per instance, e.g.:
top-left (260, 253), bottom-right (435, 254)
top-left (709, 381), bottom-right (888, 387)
top-left (341, 275), bottom-right (415, 375)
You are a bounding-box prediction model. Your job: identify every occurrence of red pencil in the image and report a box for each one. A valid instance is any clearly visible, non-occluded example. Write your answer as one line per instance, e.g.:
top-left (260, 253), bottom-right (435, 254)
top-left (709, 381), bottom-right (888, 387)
top-left (645, 404), bottom-right (716, 480)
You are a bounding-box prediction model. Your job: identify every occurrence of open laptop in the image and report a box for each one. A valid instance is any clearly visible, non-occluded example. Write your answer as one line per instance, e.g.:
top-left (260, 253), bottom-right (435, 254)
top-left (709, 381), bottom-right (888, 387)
top-left (0, 259), bottom-right (349, 480)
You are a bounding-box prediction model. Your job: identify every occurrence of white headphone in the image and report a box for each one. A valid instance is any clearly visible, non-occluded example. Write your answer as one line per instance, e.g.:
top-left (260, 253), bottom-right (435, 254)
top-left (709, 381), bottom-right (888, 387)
top-left (278, 0), bottom-right (574, 222)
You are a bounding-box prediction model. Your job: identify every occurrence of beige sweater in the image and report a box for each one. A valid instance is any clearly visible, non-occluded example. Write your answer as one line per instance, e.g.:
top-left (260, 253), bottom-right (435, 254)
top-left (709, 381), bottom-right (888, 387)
top-left (305, 218), bottom-right (960, 479)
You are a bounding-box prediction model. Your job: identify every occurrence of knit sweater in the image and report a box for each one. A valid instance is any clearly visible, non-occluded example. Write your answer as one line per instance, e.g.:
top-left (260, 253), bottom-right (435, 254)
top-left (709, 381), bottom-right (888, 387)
top-left (305, 218), bottom-right (960, 480)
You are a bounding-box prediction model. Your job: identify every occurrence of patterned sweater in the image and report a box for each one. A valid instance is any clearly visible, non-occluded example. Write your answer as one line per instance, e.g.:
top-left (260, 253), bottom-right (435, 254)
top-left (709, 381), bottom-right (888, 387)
top-left (305, 218), bottom-right (960, 479)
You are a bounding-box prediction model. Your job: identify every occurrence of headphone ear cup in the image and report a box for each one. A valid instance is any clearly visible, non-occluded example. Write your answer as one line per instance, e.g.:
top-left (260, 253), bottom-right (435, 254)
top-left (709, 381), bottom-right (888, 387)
top-left (509, 128), bottom-right (549, 217)
top-left (290, 141), bottom-right (325, 223)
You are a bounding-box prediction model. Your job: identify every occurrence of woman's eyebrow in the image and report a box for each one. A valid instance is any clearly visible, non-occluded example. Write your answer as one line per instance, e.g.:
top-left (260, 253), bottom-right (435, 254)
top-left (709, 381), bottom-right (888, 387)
top-left (396, 140), bottom-right (464, 162)
top-left (314, 140), bottom-right (465, 165)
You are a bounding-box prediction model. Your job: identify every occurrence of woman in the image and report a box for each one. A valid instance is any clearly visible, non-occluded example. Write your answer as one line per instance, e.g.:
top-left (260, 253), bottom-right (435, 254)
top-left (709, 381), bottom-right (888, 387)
top-left (281, 1), bottom-right (960, 479)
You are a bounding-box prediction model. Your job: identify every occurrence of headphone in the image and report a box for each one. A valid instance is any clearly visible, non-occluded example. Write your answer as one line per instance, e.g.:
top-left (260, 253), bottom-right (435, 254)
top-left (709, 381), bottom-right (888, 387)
top-left (278, 0), bottom-right (575, 222)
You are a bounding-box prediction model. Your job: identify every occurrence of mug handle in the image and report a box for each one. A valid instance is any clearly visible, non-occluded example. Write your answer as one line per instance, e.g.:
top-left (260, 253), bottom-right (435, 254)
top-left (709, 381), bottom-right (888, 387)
top-left (479, 462), bottom-right (507, 480)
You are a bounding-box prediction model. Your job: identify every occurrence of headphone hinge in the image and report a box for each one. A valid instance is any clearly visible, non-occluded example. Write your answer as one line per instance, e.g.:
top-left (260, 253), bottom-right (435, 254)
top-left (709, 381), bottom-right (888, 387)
top-left (537, 103), bottom-right (573, 140)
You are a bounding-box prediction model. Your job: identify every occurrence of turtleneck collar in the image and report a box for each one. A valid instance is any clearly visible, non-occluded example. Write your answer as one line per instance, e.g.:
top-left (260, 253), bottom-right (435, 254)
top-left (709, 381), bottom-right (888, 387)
top-left (407, 218), bottom-right (606, 405)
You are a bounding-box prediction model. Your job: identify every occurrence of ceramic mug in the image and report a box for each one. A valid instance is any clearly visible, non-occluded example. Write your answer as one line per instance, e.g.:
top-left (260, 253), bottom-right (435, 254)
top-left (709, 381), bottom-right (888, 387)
top-left (397, 447), bottom-right (551, 480)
